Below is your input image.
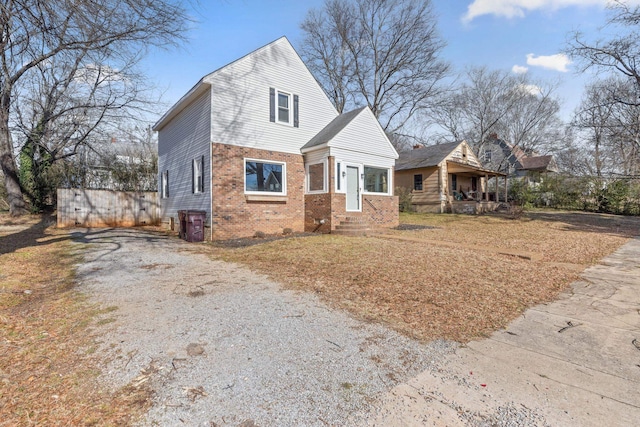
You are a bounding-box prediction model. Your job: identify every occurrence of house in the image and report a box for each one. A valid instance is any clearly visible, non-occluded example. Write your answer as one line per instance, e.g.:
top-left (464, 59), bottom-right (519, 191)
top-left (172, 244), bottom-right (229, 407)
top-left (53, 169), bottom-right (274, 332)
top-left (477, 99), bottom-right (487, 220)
top-left (71, 138), bottom-right (157, 191)
top-left (480, 136), bottom-right (559, 182)
top-left (395, 140), bottom-right (506, 214)
top-left (153, 37), bottom-right (399, 240)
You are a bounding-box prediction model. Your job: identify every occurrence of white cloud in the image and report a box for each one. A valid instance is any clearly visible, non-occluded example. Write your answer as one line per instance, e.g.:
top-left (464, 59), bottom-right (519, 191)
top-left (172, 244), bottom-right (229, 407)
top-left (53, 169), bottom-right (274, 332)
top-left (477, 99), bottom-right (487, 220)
top-left (526, 53), bottom-right (572, 72)
top-left (512, 65), bottom-right (529, 74)
top-left (462, 0), bottom-right (640, 23)
top-left (519, 84), bottom-right (542, 96)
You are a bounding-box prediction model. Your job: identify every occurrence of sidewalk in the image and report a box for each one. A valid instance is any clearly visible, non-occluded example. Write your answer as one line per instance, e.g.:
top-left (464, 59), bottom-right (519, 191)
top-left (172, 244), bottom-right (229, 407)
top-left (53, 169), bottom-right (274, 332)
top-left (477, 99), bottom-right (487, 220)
top-left (367, 237), bottom-right (640, 426)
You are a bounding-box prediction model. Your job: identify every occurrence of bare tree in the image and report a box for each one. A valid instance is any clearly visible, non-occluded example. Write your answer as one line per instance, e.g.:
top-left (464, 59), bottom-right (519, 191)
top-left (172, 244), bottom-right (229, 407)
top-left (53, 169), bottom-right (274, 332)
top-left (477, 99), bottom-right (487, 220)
top-left (493, 84), bottom-right (563, 155)
top-left (432, 67), bottom-right (563, 159)
top-left (569, 1), bottom-right (640, 104)
top-left (300, 0), bottom-right (449, 141)
top-left (0, 0), bottom-right (190, 215)
top-left (572, 77), bottom-right (640, 177)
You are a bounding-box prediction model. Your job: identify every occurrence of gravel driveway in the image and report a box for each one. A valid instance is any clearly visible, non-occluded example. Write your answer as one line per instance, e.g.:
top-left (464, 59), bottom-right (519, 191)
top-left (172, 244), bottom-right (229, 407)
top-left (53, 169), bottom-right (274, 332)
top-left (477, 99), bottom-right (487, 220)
top-left (72, 228), bottom-right (455, 426)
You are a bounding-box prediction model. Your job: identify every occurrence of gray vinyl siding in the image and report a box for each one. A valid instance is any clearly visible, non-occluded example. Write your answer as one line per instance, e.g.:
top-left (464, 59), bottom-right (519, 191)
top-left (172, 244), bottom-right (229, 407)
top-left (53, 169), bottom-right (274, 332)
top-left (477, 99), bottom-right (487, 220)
top-left (157, 90), bottom-right (212, 226)
top-left (205, 37), bottom-right (338, 154)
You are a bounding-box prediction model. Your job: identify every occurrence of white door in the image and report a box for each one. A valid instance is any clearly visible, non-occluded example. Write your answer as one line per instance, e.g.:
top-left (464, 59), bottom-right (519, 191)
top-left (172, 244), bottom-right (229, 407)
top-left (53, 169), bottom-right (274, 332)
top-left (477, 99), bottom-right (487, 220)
top-left (346, 165), bottom-right (360, 211)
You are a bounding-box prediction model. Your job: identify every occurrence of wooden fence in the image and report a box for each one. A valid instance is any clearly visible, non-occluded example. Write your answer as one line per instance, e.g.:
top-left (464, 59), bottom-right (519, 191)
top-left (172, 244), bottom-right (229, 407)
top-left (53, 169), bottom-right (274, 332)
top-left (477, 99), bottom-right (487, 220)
top-left (57, 188), bottom-right (160, 228)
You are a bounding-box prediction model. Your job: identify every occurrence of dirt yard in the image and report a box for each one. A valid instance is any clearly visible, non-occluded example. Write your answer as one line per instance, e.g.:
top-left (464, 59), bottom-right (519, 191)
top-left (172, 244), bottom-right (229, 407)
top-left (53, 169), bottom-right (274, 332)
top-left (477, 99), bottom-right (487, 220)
top-left (216, 210), bottom-right (640, 342)
top-left (0, 215), bottom-right (156, 426)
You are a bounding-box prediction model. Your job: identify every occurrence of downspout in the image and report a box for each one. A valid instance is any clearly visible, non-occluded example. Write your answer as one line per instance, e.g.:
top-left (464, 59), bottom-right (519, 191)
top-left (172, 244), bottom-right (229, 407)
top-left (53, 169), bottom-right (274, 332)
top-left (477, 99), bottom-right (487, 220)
top-left (209, 140), bottom-right (213, 241)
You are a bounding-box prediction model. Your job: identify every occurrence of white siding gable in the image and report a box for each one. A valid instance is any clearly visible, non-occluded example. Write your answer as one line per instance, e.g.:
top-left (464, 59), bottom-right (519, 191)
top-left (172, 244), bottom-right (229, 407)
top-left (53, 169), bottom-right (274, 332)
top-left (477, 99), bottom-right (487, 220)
top-left (204, 37), bottom-right (338, 154)
top-left (328, 108), bottom-right (398, 168)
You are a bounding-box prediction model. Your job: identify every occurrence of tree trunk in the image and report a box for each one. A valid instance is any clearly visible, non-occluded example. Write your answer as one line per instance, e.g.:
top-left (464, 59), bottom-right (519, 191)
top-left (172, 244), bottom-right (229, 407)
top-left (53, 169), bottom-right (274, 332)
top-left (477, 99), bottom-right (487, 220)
top-left (0, 95), bottom-right (28, 216)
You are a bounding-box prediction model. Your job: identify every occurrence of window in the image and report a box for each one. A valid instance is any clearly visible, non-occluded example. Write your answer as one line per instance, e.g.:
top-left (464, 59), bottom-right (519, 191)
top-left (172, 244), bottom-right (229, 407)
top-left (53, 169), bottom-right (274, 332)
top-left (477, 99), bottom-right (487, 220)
top-left (192, 156), bottom-right (204, 194)
top-left (413, 174), bottom-right (423, 191)
top-left (483, 150), bottom-right (492, 162)
top-left (307, 162), bottom-right (325, 193)
top-left (269, 88), bottom-right (299, 127)
top-left (245, 159), bottom-right (285, 194)
top-left (278, 92), bottom-right (290, 124)
top-left (161, 170), bottom-right (169, 198)
top-left (364, 166), bottom-right (389, 194)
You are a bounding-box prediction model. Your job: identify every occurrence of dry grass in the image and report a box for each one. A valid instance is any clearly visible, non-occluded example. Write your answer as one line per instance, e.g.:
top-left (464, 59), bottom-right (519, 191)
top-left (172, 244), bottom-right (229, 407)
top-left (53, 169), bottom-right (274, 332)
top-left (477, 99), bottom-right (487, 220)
top-left (217, 210), bottom-right (639, 343)
top-left (0, 214), bottom-right (151, 426)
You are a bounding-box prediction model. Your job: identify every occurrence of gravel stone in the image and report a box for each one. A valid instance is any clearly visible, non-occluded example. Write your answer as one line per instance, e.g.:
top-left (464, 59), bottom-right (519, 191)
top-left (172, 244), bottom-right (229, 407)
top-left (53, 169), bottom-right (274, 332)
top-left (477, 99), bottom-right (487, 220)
top-left (72, 228), bottom-right (457, 426)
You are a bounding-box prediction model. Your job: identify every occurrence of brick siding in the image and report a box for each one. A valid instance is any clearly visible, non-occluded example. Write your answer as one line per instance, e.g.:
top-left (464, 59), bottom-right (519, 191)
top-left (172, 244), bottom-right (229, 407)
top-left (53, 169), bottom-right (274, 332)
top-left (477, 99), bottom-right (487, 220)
top-left (211, 143), bottom-right (305, 239)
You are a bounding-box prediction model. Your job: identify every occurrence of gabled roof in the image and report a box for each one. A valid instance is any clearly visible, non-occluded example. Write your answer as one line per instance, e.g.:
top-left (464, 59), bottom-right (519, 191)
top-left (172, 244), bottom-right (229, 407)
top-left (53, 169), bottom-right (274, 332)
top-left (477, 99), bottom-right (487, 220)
top-left (153, 36), bottom-right (298, 132)
top-left (301, 107), bottom-right (367, 151)
top-left (395, 141), bottom-right (461, 170)
top-left (518, 155), bottom-right (558, 172)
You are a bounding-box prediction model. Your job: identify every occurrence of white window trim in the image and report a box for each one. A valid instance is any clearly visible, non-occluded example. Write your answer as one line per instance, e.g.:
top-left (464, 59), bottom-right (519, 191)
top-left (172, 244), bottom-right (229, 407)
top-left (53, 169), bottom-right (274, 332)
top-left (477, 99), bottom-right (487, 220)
top-left (306, 160), bottom-right (327, 194)
top-left (362, 165), bottom-right (392, 196)
top-left (244, 158), bottom-right (287, 195)
top-left (193, 158), bottom-right (204, 194)
top-left (335, 160), bottom-right (345, 193)
top-left (161, 170), bottom-right (169, 199)
top-left (276, 89), bottom-right (293, 126)
top-left (484, 149), bottom-right (492, 162)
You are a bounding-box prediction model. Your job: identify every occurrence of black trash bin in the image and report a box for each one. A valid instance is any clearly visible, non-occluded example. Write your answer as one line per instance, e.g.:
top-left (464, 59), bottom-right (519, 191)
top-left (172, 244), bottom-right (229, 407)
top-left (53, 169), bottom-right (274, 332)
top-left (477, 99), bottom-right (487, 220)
top-left (177, 210), bottom-right (206, 242)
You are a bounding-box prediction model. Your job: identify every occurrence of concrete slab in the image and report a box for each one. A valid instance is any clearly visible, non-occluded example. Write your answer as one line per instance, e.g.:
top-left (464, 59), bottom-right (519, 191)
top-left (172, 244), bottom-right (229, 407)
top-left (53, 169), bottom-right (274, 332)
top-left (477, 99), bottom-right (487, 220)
top-left (365, 237), bottom-right (640, 426)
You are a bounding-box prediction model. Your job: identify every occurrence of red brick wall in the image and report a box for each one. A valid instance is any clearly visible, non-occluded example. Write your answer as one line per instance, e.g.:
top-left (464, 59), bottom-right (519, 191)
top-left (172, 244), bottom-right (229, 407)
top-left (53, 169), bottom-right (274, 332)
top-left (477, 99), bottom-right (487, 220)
top-left (304, 193), bottom-right (332, 233)
top-left (211, 144), bottom-right (305, 239)
top-left (363, 194), bottom-right (399, 228)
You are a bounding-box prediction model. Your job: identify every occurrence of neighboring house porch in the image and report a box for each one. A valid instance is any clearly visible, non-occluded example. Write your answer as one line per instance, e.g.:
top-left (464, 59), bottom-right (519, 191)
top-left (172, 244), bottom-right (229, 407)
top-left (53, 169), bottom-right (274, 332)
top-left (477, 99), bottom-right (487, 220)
top-left (395, 141), bottom-right (507, 214)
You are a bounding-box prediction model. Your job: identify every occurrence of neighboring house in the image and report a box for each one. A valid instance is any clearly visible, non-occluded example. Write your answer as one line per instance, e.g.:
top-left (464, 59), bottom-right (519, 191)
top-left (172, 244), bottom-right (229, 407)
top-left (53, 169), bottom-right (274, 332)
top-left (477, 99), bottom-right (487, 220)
top-left (153, 37), bottom-right (399, 240)
top-left (73, 139), bottom-right (157, 191)
top-left (395, 140), bottom-right (506, 214)
top-left (479, 136), bottom-right (559, 182)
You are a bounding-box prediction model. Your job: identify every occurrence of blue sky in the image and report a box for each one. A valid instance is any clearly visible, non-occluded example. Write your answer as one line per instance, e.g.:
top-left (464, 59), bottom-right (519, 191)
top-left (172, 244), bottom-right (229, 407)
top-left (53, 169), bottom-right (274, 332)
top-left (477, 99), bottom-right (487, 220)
top-left (143, 0), bottom-right (634, 124)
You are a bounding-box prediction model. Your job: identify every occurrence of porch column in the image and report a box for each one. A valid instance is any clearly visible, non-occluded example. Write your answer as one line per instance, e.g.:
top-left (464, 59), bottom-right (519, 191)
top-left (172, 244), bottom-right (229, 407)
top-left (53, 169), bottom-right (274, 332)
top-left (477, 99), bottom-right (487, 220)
top-left (484, 173), bottom-right (489, 201)
top-left (504, 176), bottom-right (508, 203)
top-left (495, 174), bottom-right (499, 202)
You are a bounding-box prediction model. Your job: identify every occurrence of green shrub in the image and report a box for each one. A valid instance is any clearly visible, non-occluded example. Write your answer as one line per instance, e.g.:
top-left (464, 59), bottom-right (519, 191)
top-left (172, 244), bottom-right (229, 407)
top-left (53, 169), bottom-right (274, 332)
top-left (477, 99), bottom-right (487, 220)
top-left (395, 186), bottom-right (414, 212)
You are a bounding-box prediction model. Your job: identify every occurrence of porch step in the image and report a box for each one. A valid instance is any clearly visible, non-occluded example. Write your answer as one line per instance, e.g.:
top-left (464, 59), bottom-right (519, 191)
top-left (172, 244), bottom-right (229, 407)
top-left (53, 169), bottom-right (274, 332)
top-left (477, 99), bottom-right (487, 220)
top-left (333, 217), bottom-right (372, 236)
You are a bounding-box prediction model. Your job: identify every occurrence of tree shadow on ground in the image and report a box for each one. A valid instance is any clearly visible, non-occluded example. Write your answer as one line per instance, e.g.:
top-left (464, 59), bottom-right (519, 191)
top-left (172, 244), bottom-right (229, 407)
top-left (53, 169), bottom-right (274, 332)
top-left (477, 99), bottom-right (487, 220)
top-left (523, 210), bottom-right (640, 238)
top-left (0, 213), bottom-right (178, 257)
top-left (0, 214), bottom-right (69, 255)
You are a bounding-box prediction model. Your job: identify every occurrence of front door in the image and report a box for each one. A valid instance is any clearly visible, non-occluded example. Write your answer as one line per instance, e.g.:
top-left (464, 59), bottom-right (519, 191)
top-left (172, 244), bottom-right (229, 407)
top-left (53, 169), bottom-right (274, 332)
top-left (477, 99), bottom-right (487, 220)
top-left (346, 165), bottom-right (360, 211)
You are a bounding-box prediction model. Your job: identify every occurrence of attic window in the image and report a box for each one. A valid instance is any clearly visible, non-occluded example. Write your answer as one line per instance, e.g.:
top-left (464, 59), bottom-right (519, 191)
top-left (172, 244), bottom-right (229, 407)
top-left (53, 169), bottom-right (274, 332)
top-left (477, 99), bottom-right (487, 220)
top-left (269, 88), bottom-right (299, 127)
top-left (278, 92), bottom-right (290, 123)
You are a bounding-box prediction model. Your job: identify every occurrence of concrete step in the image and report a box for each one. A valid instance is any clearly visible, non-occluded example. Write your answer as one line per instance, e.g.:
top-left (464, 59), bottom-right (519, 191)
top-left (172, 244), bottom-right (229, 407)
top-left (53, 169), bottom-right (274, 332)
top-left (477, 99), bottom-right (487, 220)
top-left (334, 223), bottom-right (371, 230)
top-left (333, 217), bottom-right (372, 236)
top-left (342, 216), bottom-right (368, 223)
top-left (332, 228), bottom-right (370, 236)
